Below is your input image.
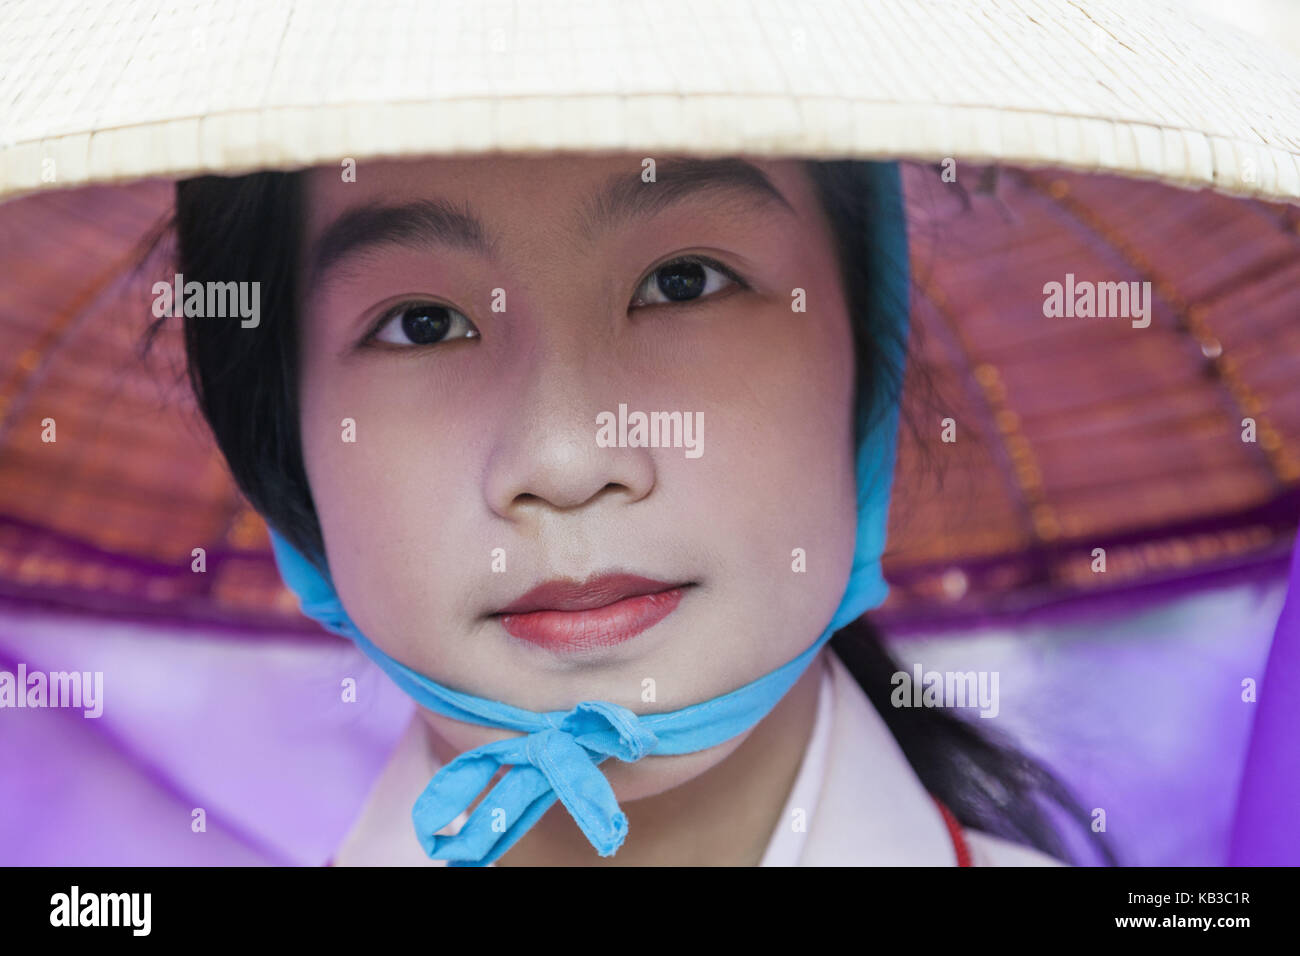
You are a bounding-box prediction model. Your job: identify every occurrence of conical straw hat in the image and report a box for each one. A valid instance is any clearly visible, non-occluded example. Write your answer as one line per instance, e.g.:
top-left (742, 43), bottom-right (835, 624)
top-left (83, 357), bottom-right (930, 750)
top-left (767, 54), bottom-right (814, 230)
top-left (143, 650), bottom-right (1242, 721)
top-left (1, 0), bottom-right (1298, 202)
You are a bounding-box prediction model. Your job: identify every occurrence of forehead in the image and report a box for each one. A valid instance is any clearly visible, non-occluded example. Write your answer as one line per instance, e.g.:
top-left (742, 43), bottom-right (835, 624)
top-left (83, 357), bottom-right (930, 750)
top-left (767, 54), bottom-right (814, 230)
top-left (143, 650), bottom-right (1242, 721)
top-left (299, 153), bottom-right (817, 254)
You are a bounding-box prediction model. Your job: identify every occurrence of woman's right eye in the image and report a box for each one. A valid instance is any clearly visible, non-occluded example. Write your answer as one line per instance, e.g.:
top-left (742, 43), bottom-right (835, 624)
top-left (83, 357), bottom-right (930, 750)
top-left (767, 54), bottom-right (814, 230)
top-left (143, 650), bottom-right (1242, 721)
top-left (368, 302), bottom-right (480, 347)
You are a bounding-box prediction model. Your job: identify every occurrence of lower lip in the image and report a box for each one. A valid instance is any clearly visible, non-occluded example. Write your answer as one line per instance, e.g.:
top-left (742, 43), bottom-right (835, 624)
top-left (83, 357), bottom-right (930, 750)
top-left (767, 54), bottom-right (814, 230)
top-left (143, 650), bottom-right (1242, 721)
top-left (497, 587), bottom-right (687, 652)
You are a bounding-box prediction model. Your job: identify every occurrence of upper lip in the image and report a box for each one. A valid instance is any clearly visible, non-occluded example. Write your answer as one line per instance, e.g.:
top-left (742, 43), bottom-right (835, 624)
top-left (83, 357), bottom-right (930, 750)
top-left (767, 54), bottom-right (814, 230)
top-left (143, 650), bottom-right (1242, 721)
top-left (493, 574), bottom-right (689, 615)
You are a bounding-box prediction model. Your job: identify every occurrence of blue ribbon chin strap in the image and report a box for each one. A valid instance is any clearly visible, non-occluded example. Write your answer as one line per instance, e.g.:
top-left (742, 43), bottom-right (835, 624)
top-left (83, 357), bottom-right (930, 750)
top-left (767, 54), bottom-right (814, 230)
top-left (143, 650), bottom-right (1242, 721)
top-left (269, 160), bottom-right (910, 866)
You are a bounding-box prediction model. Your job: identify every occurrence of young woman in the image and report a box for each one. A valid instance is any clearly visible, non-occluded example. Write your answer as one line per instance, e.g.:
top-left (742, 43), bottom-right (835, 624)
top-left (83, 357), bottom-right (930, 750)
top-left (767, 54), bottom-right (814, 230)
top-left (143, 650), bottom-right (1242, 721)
top-left (161, 153), bottom-right (1114, 867)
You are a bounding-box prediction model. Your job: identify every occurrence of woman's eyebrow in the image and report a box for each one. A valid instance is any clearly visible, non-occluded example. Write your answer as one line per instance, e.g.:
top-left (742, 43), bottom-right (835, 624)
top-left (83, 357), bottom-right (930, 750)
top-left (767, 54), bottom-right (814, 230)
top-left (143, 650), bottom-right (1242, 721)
top-left (307, 199), bottom-right (497, 288)
top-left (307, 158), bottom-right (796, 287)
top-left (576, 157), bottom-right (798, 241)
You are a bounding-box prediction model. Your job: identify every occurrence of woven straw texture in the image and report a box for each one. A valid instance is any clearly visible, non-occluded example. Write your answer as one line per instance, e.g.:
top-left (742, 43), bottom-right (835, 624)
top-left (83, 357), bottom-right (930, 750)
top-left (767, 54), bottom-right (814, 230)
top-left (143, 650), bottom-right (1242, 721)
top-left (1, 0), bottom-right (1299, 203)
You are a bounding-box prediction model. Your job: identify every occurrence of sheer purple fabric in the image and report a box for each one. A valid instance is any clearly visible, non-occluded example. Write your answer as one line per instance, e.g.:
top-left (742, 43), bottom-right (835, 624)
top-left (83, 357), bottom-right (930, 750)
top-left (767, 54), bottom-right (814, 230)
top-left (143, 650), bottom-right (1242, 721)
top-left (1229, 528), bottom-right (1300, 865)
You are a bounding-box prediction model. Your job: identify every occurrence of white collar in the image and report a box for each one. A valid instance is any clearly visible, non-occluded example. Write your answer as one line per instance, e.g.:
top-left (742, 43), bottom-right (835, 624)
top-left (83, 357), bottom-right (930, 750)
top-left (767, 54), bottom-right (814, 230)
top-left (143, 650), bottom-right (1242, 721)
top-left (800, 648), bottom-right (959, 865)
top-left (758, 649), bottom-right (834, 865)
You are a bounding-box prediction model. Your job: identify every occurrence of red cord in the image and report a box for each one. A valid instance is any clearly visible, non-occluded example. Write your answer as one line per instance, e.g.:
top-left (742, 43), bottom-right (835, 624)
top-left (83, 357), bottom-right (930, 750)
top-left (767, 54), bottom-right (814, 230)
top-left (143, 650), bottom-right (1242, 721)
top-left (931, 795), bottom-right (973, 867)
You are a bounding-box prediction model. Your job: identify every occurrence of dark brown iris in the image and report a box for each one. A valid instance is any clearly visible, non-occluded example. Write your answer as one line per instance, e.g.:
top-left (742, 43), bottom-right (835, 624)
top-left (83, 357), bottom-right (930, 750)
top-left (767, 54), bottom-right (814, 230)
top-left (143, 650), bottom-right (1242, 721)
top-left (656, 260), bottom-right (706, 301)
top-left (401, 305), bottom-right (451, 344)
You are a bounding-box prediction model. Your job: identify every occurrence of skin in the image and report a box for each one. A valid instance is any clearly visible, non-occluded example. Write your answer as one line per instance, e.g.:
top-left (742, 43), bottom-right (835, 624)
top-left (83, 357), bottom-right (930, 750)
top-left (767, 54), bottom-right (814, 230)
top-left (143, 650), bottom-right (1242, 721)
top-left (295, 152), bottom-right (860, 865)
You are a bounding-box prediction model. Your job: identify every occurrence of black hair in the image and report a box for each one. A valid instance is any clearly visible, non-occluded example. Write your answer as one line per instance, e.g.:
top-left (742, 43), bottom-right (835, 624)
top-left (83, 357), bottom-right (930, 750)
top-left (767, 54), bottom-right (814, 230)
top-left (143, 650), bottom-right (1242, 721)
top-left (154, 159), bottom-right (1117, 866)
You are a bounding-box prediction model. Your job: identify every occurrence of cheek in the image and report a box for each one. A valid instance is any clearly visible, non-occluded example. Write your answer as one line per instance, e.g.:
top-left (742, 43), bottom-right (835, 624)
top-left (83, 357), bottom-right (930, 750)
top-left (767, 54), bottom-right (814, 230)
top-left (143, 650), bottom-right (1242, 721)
top-left (676, 293), bottom-right (858, 645)
top-left (296, 357), bottom-right (493, 659)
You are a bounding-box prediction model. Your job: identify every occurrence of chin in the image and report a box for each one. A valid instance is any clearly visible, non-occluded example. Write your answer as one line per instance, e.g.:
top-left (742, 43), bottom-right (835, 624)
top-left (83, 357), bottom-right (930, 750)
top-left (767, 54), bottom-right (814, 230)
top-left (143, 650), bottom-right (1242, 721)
top-left (601, 737), bottom-right (750, 803)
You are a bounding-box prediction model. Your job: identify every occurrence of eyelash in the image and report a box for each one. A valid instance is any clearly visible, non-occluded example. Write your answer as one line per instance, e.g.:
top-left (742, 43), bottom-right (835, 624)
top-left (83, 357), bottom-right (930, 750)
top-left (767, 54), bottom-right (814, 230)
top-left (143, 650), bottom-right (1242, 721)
top-left (358, 253), bottom-right (749, 349)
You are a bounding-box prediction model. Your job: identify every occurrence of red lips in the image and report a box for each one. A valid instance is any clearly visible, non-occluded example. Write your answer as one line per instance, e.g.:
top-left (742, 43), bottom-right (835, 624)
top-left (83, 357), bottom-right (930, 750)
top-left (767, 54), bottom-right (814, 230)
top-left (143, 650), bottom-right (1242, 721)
top-left (493, 574), bottom-right (690, 652)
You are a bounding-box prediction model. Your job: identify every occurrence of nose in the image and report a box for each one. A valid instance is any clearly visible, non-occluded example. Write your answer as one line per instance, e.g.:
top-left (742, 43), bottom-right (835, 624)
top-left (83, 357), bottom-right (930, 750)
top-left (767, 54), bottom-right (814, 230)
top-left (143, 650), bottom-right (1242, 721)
top-left (483, 338), bottom-right (656, 521)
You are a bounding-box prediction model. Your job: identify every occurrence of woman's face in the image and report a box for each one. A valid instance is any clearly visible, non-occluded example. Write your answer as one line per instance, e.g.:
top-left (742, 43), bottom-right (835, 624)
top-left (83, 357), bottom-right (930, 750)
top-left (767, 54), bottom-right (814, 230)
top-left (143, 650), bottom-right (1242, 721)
top-left (296, 152), bottom-right (859, 795)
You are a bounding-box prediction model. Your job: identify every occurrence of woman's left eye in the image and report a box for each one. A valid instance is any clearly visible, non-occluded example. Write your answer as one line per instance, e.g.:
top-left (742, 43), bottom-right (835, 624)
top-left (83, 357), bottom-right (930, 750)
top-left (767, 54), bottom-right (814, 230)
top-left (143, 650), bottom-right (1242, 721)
top-left (630, 255), bottom-right (747, 309)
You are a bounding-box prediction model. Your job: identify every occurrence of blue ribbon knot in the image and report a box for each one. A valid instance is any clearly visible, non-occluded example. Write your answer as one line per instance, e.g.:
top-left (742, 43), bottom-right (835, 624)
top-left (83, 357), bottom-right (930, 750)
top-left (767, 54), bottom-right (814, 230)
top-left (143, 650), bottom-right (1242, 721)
top-left (408, 699), bottom-right (661, 865)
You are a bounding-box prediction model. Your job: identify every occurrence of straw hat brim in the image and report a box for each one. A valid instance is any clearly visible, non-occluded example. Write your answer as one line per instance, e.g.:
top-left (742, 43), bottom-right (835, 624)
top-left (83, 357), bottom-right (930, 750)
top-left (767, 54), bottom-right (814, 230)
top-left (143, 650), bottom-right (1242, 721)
top-left (2, 0), bottom-right (1299, 204)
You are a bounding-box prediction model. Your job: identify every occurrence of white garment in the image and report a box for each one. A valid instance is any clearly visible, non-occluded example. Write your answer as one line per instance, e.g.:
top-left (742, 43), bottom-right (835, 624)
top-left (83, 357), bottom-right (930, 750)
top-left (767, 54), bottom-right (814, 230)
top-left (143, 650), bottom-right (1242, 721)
top-left (331, 649), bottom-right (1065, 866)
top-left (757, 648), bottom-right (834, 866)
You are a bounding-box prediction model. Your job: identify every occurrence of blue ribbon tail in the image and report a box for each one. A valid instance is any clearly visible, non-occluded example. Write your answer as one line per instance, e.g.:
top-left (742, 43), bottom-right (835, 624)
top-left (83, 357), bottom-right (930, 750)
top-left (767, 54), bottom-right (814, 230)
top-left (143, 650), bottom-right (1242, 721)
top-left (427, 763), bottom-right (560, 866)
top-left (411, 737), bottom-right (539, 865)
top-left (527, 728), bottom-right (630, 857)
